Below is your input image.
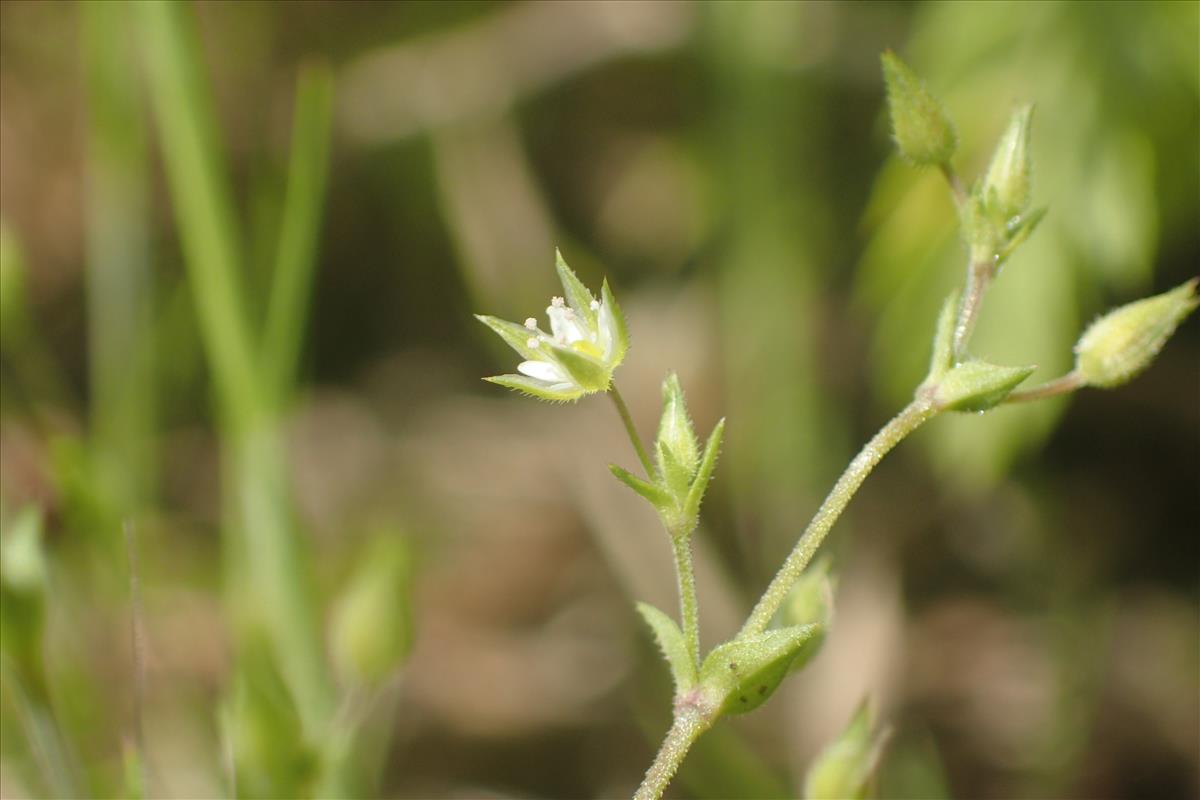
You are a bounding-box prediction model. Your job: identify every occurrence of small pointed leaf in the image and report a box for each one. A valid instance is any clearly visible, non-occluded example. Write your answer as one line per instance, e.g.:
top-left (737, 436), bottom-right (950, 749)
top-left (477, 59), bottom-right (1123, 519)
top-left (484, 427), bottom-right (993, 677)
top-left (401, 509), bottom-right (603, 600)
top-left (932, 359), bottom-right (1036, 412)
top-left (636, 602), bottom-right (697, 694)
top-left (545, 342), bottom-right (610, 393)
top-left (699, 624), bottom-right (819, 716)
top-left (609, 464), bottom-right (671, 508)
top-left (997, 206), bottom-right (1046, 265)
top-left (925, 289), bottom-right (960, 382)
top-left (475, 314), bottom-right (541, 361)
top-left (804, 699), bottom-right (890, 800)
top-left (600, 279), bottom-right (629, 363)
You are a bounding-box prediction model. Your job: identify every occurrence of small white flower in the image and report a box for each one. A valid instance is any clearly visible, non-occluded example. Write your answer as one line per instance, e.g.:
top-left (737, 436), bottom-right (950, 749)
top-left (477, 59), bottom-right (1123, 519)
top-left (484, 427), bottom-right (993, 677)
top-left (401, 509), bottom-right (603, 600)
top-left (476, 250), bottom-right (629, 402)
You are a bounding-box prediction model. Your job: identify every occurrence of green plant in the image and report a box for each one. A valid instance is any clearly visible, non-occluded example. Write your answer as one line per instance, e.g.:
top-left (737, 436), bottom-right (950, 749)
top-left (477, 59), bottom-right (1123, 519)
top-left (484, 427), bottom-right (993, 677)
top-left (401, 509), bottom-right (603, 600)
top-left (476, 51), bottom-right (1197, 799)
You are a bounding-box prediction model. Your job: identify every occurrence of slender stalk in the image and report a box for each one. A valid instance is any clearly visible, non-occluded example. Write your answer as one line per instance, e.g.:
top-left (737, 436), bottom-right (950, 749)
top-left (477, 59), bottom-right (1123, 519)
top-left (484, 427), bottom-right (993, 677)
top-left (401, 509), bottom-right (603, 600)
top-left (634, 704), bottom-right (714, 800)
top-left (741, 398), bottom-right (936, 637)
top-left (939, 162), bottom-right (967, 207)
top-left (610, 384), bottom-right (655, 476)
top-left (1005, 370), bottom-right (1085, 404)
top-left (952, 258), bottom-right (993, 361)
top-left (670, 533), bottom-right (700, 668)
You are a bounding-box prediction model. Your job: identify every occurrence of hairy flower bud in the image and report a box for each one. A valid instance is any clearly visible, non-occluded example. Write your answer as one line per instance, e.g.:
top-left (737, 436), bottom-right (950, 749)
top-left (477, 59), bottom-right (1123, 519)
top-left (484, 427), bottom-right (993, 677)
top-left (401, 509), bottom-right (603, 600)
top-left (1075, 279), bottom-right (1199, 388)
top-left (881, 51), bottom-right (958, 166)
top-left (982, 105), bottom-right (1034, 219)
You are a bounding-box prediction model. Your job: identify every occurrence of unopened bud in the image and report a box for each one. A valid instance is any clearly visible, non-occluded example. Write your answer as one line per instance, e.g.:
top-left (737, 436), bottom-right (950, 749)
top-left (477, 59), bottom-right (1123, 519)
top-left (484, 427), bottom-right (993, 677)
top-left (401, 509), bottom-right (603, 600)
top-left (655, 373), bottom-right (700, 499)
top-left (330, 533), bottom-right (414, 685)
top-left (1075, 279), bottom-right (1198, 388)
top-left (881, 51), bottom-right (958, 166)
top-left (983, 105), bottom-right (1034, 219)
top-left (804, 700), bottom-right (890, 800)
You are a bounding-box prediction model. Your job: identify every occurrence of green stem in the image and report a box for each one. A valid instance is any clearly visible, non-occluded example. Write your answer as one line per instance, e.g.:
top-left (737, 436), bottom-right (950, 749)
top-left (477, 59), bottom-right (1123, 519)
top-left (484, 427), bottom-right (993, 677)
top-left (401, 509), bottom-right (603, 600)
top-left (953, 258), bottom-right (993, 361)
top-left (939, 162), bottom-right (967, 207)
top-left (633, 703), bottom-right (714, 800)
top-left (1005, 370), bottom-right (1085, 404)
top-left (610, 385), bottom-right (655, 476)
top-left (741, 397), bottom-right (936, 637)
top-left (670, 533), bottom-right (700, 669)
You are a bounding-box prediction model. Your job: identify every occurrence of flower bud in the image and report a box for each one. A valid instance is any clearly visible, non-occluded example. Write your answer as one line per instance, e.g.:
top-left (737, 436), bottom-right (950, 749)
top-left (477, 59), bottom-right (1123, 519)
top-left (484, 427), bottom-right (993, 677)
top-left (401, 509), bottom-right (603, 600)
top-left (655, 373), bottom-right (700, 497)
top-left (881, 51), bottom-right (958, 166)
top-left (804, 700), bottom-right (890, 800)
top-left (982, 105), bottom-right (1034, 219)
top-left (330, 533), bottom-right (414, 686)
top-left (1074, 279), bottom-right (1198, 388)
top-left (931, 359), bottom-right (1036, 413)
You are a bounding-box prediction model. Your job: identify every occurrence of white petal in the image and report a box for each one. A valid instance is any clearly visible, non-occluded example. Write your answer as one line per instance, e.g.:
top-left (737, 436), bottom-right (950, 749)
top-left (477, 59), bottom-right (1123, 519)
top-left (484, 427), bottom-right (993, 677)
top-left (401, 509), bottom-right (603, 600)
top-left (547, 304), bottom-right (587, 344)
top-left (517, 360), bottom-right (567, 383)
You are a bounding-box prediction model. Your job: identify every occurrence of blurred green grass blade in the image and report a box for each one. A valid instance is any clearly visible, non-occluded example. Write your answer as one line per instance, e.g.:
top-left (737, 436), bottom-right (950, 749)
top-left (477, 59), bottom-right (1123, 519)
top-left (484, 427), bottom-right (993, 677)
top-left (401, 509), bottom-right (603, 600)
top-left (264, 65), bottom-right (334, 401)
top-left (136, 0), bottom-right (259, 426)
top-left (82, 0), bottom-right (156, 513)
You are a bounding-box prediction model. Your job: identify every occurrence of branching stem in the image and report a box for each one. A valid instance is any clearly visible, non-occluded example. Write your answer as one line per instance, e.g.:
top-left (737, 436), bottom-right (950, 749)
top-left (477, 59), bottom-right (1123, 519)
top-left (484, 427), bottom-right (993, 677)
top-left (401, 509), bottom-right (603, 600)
top-left (633, 703), bottom-right (714, 800)
top-left (741, 397), bottom-right (936, 637)
top-left (671, 532), bottom-right (701, 669)
top-left (953, 258), bottom-right (994, 360)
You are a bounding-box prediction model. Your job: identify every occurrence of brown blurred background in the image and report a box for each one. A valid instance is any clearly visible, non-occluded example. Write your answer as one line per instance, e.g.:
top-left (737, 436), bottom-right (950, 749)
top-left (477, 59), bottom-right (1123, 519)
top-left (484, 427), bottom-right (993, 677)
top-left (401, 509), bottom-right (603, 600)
top-left (1, 2), bottom-right (1197, 798)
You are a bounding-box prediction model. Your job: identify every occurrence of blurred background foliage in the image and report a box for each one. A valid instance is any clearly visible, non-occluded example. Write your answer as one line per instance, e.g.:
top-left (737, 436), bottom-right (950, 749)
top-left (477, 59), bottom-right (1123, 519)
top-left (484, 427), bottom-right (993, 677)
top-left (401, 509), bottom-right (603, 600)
top-left (0, 1), bottom-right (1196, 798)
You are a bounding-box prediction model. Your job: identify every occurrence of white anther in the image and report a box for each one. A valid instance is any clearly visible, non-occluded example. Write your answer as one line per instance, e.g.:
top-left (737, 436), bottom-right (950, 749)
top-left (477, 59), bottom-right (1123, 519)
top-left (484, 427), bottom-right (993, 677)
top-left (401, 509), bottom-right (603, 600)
top-left (551, 296), bottom-right (565, 308)
top-left (589, 300), bottom-right (600, 311)
top-left (524, 318), bottom-right (538, 330)
top-left (526, 337), bottom-right (539, 349)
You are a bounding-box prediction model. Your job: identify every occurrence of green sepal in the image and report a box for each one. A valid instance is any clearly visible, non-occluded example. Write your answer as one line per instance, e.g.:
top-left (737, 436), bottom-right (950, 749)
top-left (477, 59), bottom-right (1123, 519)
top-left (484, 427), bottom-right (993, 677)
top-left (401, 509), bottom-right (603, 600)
top-left (483, 374), bottom-right (583, 402)
top-left (636, 601), bottom-right (698, 694)
top-left (699, 623), bottom-right (819, 716)
top-left (925, 290), bottom-right (960, 382)
top-left (656, 438), bottom-right (693, 502)
top-left (545, 342), bottom-right (611, 392)
top-left (996, 206), bottom-right (1046, 265)
top-left (803, 699), bottom-right (889, 800)
top-left (656, 373), bottom-right (700, 482)
top-left (683, 418), bottom-right (725, 523)
top-left (475, 314), bottom-right (541, 361)
top-left (600, 278), bottom-right (629, 362)
top-left (555, 249), bottom-right (598, 329)
top-left (610, 464), bottom-right (671, 508)
top-left (933, 359), bottom-right (1036, 412)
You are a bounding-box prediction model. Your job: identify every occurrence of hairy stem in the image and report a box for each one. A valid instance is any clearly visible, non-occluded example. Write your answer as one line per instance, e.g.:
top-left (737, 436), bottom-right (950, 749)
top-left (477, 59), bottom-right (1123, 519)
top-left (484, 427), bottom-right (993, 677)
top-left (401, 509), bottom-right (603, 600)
top-left (741, 397), bottom-right (936, 636)
top-left (953, 258), bottom-right (993, 361)
top-left (670, 533), bottom-right (701, 669)
top-left (634, 703), bottom-right (714, 800)
top-left (610, 385), bottom-right (655, 476)
top-left (1005, 370), bottom-right (1086, 404)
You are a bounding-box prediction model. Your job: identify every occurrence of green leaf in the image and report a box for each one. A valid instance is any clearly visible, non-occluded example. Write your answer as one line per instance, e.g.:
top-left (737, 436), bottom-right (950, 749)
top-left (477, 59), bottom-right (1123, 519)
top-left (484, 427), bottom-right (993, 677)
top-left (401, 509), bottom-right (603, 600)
top-left (554, 248), bottom-right (598, 329)
top-left (636, 601), bottom-right (697, 694)
top-left (699, 624), bottom-right (819, 716)
top-left (609, 464), bottom-right (671, 508)
top-left (483, 374), bottom-right (583, 402)
top-left (932, 359), bottom-right (1036, 412)
top-left (683, 418), bottom-right (725, 523)
top-left (475, 314), bottom-right (541, 361)
top-left (880, 51), bottom-right (957, 166)
top-left (925, 290), bottom-right (960, 382)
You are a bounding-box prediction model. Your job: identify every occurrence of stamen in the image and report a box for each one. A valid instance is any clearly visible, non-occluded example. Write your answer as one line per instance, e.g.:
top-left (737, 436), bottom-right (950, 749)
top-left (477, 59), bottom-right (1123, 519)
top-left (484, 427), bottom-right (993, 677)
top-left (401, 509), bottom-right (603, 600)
top-left (526, 337), bottom-right (539, 349)
top-left (551, 296), bottom-right (565, 308)
top-left (589, 299), bottom-right (600, 311)
top-left (524, 318), bottom-right (538, 330)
